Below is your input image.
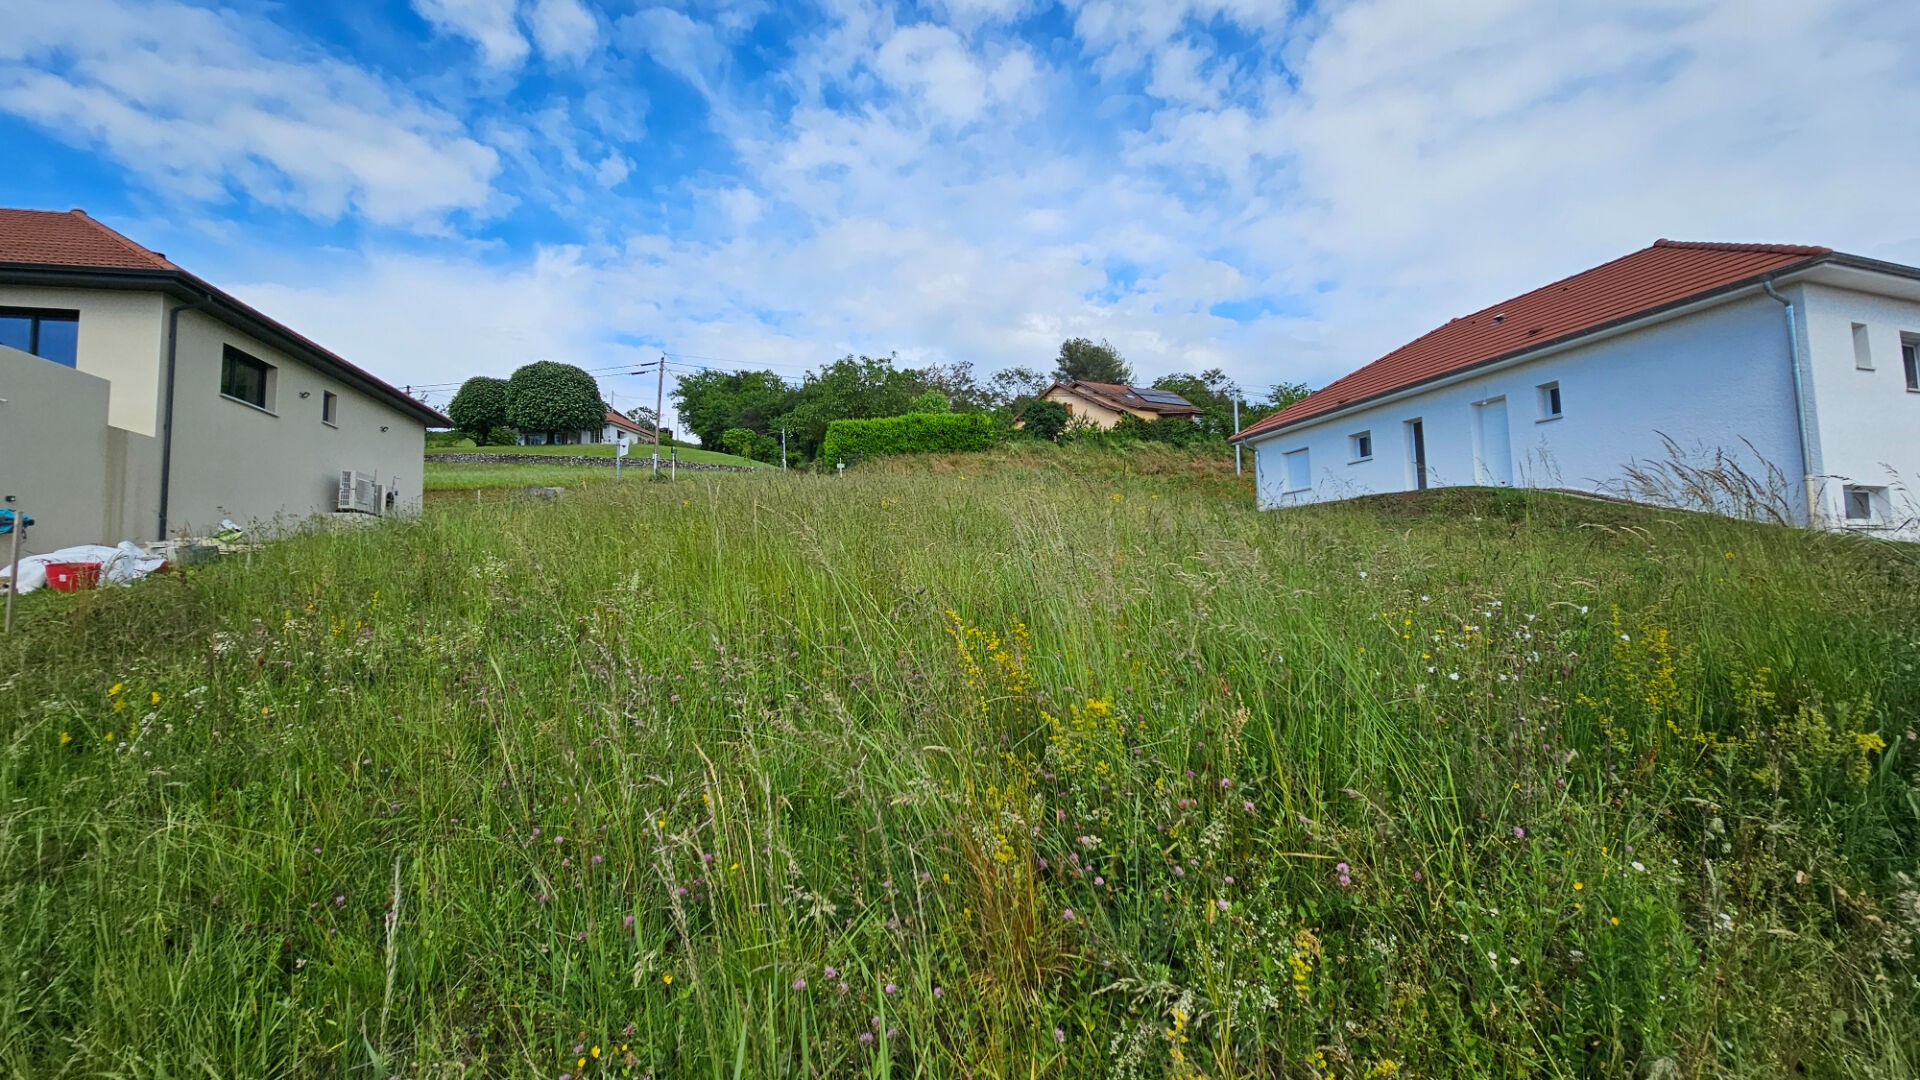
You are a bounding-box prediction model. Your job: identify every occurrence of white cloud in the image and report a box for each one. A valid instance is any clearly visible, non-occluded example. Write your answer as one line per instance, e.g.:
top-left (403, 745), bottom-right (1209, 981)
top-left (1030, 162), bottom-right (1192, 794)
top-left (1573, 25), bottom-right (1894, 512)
top-left (0, 0), bottom-right (502, 228)
top-left (595, 153), bottom-right (632, 188)
top-left (412, 0), bottom-right (530, 68)
top-left (527, 0), bottom-right (599, 64)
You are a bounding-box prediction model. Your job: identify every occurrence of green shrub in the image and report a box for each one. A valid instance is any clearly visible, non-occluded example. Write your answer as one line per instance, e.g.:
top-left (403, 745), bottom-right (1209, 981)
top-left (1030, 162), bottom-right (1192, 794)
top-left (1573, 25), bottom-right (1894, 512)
top-left (908, 389), bottom-right (951, 414)
top-left (1017, 399), bottom-right (1068, 441)
top-left (484, 425), bottom-right (520, 447)
top-left (821, 411), bottom-right (998, 466)
top-left (424, 430), bottom-right (474, 449)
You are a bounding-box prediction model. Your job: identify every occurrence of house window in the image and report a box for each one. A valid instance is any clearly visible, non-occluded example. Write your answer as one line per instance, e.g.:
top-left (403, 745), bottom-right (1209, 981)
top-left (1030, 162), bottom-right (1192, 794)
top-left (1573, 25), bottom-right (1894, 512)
top-left (1537, 380), bottom-right (1562, 420)
top-left (322, 391), bottom-right (338, 426)
top-left (1852, 323), bottom-right (1873, 370)
top-left (1843, 485), bottom-right (1886, 525)
top-left (0, 307), bottom-right (79, 366)
top-left (1904, 338), bottom-right (1919, 391)
top-left (220, 345), bottom-right (274, 410)
top-left (1349, 431), bottom-right (1373, 461)
top-left (1283, 448), bottom-right (1311, 492)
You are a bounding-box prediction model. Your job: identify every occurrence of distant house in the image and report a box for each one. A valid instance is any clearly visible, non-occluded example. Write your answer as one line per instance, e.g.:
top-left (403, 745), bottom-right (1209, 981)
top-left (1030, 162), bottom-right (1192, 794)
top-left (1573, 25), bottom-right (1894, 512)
top-left (0, 208), bottom-right (449, 552)
top-left (1037, 380), bottom-right (1202, 428)
top-left (518, 409), bottom-right (655, 447)
top-left (1232, 239), bottom-right (1920, 537)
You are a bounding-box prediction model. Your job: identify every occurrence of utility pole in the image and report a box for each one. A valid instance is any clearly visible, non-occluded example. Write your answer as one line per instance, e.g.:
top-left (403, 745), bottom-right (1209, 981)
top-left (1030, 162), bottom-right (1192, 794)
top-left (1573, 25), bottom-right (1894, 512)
top-left (1233, 398), bottom-right (1242, 476)
top-left (652, 354), bottom-right (666, 477)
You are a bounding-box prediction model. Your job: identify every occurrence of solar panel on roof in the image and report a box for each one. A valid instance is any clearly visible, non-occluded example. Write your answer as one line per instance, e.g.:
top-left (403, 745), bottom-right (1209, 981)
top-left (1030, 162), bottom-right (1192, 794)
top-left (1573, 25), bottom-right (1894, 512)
top-left (1135, 389), bottom-right (1191, 405)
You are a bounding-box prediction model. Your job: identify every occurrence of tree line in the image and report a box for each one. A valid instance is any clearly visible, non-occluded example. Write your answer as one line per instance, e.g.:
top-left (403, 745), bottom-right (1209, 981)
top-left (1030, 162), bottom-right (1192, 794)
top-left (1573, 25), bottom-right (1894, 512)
top-left (444, 339), bottom-right (1308, 465)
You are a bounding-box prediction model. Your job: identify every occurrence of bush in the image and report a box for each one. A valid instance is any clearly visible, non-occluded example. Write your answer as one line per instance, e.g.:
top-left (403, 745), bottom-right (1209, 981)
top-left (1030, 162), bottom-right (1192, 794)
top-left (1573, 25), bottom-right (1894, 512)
top-left (424, 430), bottom-right (473, 449)
top-left (1018, 399), bottom-right (1069, 442)
top-left (484, 426), bottom-right (520, 447)
top-left (821, 412), bottom-right (998, 466)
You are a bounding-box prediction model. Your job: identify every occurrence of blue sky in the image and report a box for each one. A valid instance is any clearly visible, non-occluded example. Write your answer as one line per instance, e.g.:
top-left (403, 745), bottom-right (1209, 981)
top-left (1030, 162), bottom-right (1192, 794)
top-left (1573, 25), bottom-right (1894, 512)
top-left (4, 0), bottom-right (1918, 423)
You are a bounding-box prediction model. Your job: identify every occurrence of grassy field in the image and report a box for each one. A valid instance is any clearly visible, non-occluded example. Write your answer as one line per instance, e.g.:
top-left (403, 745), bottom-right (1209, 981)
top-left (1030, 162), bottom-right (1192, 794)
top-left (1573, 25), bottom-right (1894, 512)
top-left (427, 441), bottom-right (769, 468)
top-left (2, 446), bottom-right (1916, 1077)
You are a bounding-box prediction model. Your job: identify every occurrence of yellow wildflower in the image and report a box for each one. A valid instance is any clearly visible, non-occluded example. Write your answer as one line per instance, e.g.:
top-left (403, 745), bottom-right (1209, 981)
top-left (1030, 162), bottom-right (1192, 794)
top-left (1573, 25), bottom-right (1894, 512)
top-left (108, 682), bottom-right (123, 697)
top-left (59, 731), bottom-right (72, 746)
top-left (149, 691), bottom-right (161, 706)
top-left (662, 973), bottom-right (672, 985)
top-left (1573, 881), bottom-right (1584, 892)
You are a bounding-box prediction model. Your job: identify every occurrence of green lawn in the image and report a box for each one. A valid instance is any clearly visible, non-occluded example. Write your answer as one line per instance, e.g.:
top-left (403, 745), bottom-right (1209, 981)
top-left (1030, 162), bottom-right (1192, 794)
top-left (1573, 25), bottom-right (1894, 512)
top-left (2, 454), bottom-right (1915, 1077)
top-left (422, 460), bottom-right (748, 492)
top-left (427, 440), bottom-right (768, 469)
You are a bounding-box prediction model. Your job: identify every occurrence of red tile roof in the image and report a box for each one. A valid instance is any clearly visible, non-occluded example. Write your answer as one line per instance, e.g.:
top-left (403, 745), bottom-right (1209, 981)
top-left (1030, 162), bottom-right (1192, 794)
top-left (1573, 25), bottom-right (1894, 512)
top-left (0, 208), bottom-right (179, 271)
top-left (605, 409), bottom-right (648, 434)
top-left (1235, 240), bottom-right (1833, 442)
top-left (0, 207), bottom-right (449, 426)
top-left (1048, 380), bottom-right (1203, 416)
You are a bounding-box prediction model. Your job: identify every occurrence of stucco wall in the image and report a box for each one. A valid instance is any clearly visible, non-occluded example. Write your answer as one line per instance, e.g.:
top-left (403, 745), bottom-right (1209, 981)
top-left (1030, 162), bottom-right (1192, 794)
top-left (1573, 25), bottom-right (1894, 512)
top-left (1247, 294), bottom-right (1806, 522)
top-left (1798, 281), bottom-right (1920, 534)
top-left (0, 345), bottom-right (158, 553)
top-left (164, 308), bottom-right (426, 537)
top-left (1042, 387), bottom-right (1130, 429)
top-left (0, 285), bottom-right (165, 435)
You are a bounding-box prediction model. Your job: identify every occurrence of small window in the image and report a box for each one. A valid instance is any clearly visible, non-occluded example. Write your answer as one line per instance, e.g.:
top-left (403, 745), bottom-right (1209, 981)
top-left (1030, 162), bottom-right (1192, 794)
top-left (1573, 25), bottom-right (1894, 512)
top-left (220, 345), bottom-right (273, 410)
top-left (1904, 339), bottom-right (1919, 391)
top-left (0, 307), bottom-right (79, 366)
top-left (1283, 448), bottom-right (1311, 492)
top-left (1852, 323), bottom-right (1873, 370)
top-left (1537, 380), bottom-right (1562, 420)
top-left (1349, 431), bottom-right (1373, 461)
top-left (1843, 485), bottom-right (1886, 525)
top-left (322, 391), bottom-right (338, 425)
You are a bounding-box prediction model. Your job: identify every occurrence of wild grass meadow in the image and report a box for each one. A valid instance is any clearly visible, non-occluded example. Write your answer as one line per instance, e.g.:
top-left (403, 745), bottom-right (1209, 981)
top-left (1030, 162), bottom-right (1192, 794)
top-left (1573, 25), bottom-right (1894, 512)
top-left (2, 446), bottom-right (1916, 1077)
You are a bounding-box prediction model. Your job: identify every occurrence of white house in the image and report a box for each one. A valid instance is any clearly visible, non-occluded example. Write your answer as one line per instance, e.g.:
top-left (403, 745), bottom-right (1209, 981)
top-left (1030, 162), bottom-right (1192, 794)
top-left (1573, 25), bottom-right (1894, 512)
top-left (0, 208), bottom-right (449, 553)
top-left (1233, 240), bottom-right (1920, 537)
top-left (517, 409), bottom-right (655, 447)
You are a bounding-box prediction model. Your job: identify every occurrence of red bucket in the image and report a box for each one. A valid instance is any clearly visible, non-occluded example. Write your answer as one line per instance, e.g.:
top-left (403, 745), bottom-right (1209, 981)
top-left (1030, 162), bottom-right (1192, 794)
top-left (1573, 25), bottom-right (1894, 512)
top-left (45, 562), bottom-right (102, 593)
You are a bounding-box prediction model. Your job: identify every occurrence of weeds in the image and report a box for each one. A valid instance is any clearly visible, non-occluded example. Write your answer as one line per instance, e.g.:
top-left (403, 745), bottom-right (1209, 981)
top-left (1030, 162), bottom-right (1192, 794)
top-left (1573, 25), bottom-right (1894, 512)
top-left (0, 457), bottom-right (1915, 1077)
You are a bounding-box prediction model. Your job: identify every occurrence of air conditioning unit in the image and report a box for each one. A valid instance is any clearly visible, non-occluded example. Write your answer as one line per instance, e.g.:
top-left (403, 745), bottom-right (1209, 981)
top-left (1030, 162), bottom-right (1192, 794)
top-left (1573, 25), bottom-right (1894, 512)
top-left (336, 470), bottom-right (385, 515)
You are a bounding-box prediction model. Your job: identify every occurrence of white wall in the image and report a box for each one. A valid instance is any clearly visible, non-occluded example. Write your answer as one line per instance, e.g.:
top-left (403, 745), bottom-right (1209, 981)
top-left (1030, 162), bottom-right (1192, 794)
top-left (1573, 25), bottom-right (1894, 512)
top-left (0, 285), bottom-right (165, 435)
top-left (1798, 281), bottom-right (1920, 535)
top-left (1248, 293), bottom-right (1807, 522)
top-left (164, 309), bottom-right (425, 537)
top-left (0, 345), bottom-right (159, 552)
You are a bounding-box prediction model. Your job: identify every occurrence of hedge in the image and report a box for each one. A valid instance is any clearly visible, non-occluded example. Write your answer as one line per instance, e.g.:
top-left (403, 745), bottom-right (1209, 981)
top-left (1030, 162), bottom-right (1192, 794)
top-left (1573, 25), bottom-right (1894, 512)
top-left (820, 412), bottom-right (998, 466)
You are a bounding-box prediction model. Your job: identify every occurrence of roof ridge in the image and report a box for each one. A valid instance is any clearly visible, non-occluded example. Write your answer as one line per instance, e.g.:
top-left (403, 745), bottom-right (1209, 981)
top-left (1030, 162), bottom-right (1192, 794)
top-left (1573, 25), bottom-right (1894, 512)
top-left (63, 208), bottom-right (176, 269)
top-left (1651, 238), bottom-right (1832, 255)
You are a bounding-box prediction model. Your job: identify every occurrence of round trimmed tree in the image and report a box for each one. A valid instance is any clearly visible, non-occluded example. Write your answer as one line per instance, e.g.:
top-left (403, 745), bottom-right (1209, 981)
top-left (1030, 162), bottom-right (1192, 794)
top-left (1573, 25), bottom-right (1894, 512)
top-left (506, 361), bottom-right (605, 440)
top-left (447, 376), bottom-right (509, 441)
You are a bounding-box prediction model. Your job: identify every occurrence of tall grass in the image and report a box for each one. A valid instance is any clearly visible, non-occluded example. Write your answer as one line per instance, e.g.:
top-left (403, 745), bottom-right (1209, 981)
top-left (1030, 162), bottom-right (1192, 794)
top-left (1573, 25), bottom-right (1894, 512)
top-left (2, 451), bottom-right (1916, 1077)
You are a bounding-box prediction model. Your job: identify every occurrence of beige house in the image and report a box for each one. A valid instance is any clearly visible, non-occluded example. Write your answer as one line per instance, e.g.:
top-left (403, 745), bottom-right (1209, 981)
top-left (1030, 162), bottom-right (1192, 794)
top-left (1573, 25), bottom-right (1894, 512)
top-left (0, 208), bottom-right (449, 554)
top-left (1035, 380), bottom-right (1203, 429)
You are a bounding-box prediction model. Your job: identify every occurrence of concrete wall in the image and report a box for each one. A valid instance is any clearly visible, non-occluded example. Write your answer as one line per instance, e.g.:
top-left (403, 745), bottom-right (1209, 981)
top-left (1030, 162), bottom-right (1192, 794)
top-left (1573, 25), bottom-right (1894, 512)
top-left (0, 345), bottom-right (158, 553)
top-left (0, 285), bottom-right (165, 435)
top-left (164, 308), bottom-right (425, 537)
top-left (1798, 281), bottom-right (1920, 536)
top-left (1247, 293), bottom-right (1807, 523)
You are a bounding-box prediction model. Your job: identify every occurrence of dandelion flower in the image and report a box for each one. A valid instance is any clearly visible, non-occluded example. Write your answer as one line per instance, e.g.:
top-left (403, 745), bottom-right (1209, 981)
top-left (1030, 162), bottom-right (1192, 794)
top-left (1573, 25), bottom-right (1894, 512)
top-left (662, 974), bottom-right (673, 985)
top-left (1573, 881), bottom-right (1584, 891)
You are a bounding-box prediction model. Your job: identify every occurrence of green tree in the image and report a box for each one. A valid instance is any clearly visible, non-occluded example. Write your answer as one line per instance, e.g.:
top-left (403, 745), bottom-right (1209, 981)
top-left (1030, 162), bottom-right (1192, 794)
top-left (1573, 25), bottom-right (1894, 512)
top-left (907, 389), bottom-right (951, 414)
top-left (1054, 337), bottom-right (1133, 385)
top-left (505, 362), bottom-right (605, 440)
top-left (777, 355), bottom-right (930, 461)
top-left (671, 369), bottom-right (794, 450)
top-left (1019, 398), bottom-right (1069, 442)
top-left (447, 376), bottom-right (509, 441)
top-left (1239, 380), bottom-right (1312, 431)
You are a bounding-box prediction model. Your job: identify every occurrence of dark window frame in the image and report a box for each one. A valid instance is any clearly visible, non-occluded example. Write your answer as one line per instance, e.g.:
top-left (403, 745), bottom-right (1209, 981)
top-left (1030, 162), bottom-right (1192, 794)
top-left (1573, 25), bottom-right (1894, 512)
top-left (1904, 339), bottom-right (1919, 392)
top-left (0, 306), bottom-right (80, 366)
top-left (322, 390), bottom-right (339, 426)
top-left (220, 345), bottom-right (274, 410)
top-left (1349, 430), bottom-right (1373, 462)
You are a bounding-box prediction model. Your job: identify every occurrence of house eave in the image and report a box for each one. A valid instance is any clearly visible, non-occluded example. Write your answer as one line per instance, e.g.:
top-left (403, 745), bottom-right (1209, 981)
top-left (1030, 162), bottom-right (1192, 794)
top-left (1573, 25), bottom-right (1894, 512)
top-left (0, 262), bottom-right (451, 428)
top-left (1232, 255), bottom-right (1836, 446)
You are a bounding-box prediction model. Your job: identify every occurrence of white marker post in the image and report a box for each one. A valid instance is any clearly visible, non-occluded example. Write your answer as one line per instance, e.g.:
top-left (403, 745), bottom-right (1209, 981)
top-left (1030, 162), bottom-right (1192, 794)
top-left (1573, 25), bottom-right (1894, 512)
top-left (616, 437), bottom-right (630, 480)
